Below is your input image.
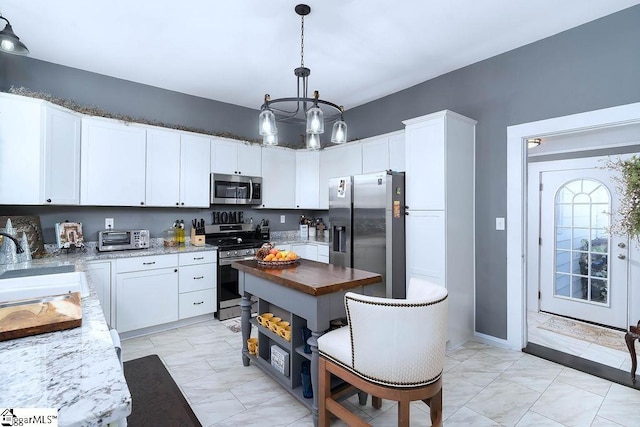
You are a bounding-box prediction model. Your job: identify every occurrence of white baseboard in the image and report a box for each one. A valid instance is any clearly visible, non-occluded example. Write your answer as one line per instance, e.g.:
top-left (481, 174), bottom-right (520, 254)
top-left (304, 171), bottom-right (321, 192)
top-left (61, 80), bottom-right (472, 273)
top-left (473, 331), bottom-right (516, 350)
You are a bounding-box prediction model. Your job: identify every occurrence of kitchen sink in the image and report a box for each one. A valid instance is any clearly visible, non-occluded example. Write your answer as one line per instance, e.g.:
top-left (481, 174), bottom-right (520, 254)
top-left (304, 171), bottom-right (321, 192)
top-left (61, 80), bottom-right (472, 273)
top-left (0, 268), bottom-right (89, 302)
top-left (0, 264), bottom-right (75, 279)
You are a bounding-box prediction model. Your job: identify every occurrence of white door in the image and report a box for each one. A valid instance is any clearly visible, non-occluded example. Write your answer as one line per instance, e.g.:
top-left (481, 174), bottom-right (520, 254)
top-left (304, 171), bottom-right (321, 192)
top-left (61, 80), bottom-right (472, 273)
top-left (538, 163), bottom-right (629, 329)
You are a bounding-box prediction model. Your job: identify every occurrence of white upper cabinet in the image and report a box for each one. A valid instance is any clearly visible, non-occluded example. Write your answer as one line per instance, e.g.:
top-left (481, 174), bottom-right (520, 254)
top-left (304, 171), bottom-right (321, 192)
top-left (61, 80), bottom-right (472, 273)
top-left (146, 128), bottom-right (181, 207)
top-left (319, 142), bottom-right (362, 209)
top-left (388, 132), bottom-right (405, 172)
top-left (404, 111), bottom-right (476, 211)
top-left (238, 143), bottom-right (262, 176)
top-left (295, 150), bottom-right (320, 209)
top-left (0, 93), bottom-right (80, 205)
top-left (180, 133), bottom-right (211, 207)
top-left (211, 138), bottom-right (262, 176)
top-left (81, 117), bottom-right (147, 206)
top-left (43, 105), bottom-right (82, 204)
top-left (260, 146), bottom-right (296, 208)
top-left (404, 116), bottom-right (446, 210)
top-left (146, 128), bottom-right (210, 207)
top-left (361, 131), bottom-right (405, 174)
top-left (362, 136), bottom-right (389, 173)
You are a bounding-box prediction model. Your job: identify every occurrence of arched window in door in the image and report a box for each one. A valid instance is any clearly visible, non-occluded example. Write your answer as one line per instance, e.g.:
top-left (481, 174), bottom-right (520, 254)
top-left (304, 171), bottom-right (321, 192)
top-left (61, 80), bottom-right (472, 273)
top-left (554, 179), bottom-right (610, 305)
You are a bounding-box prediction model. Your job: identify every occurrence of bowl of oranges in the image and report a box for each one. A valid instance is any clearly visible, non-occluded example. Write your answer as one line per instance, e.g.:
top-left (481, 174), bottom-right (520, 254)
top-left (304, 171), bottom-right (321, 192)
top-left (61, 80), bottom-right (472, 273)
top-left (255, 243), bottom-right (298, 267)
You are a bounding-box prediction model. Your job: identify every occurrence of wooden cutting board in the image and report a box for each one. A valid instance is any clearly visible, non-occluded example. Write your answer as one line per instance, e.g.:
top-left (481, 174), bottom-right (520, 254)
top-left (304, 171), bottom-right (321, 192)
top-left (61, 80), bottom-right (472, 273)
top-left (0, 292), bottom-right (82, 341)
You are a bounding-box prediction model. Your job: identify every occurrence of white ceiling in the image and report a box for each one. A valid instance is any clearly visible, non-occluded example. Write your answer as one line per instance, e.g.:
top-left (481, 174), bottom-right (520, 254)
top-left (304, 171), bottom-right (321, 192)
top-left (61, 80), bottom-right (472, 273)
top-left (2, 1), bottom-right (639, 112)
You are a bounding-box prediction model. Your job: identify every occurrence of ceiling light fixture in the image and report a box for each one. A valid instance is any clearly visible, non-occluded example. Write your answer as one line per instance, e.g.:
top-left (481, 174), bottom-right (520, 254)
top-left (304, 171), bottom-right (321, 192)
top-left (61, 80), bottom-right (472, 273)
top-left (258, 4), bottom-right (347, 150)
top-left (526, 138), bottom-right (542, 149)
top-left (0, 14), bottom-right (29, 55)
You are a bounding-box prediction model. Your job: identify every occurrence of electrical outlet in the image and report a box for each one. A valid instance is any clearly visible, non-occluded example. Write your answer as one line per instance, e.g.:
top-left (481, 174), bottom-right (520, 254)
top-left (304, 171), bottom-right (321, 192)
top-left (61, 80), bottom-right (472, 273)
top-left (105, 218), bottom-right (114, 230)
top-left (496, 217), bottom-right (505, 231)
top-left (280, 215), bottom-right (286, 224)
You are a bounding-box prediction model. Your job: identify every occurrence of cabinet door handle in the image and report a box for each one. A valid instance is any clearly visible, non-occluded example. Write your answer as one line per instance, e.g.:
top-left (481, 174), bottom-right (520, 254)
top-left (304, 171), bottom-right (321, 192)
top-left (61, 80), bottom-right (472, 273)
top-left (143, 261), bottom-right (156, 265)
top-left (46, 198), bottom-right (52, 203)
top-left (193, 256), bottom-right (204, 260)
top-left (193, 276), bottom-right (204, 280)
top-left (174, 268), bottom-right (178, 272)
top-left (193, 301), bottom-right (204, 305)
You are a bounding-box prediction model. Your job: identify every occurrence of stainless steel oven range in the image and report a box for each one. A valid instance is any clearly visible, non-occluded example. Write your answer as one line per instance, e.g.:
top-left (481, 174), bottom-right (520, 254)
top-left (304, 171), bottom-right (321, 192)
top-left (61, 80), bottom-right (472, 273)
top-left (204, 223), bottom-right (264, 320)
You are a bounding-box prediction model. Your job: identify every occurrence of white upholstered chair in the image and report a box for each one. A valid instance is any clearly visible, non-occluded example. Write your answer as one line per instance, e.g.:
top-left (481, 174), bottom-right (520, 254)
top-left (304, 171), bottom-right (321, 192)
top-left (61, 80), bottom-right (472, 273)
top-left (317, 278), bottom-right (448, 427)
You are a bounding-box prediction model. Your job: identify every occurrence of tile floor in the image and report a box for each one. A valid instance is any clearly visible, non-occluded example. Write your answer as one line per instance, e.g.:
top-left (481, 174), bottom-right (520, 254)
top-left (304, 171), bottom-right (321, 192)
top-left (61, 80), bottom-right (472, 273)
top-left (122, 318), bottom-right (640, 426)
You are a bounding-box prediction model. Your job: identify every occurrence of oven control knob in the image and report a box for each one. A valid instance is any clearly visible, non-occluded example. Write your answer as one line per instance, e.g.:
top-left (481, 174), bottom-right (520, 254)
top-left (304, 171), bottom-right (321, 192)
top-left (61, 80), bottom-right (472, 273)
top-left (234, 250), bottom-right (238, 256)
top-left (226, 251), bottom-right (231, 256)
top-left (246, 249), bottom-right (250, 255)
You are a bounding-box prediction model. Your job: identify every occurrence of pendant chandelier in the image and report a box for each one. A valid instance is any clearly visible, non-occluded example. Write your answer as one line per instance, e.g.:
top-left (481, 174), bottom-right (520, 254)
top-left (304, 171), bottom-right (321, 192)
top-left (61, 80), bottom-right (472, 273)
top-left (258, 4), bottom-right (347, 150)
top-left (0, 14), bottom-right (29, 55)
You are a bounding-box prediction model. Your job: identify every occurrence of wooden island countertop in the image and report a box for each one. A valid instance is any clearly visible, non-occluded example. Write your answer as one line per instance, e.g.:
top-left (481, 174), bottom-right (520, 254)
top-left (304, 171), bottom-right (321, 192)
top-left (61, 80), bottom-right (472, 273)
top-left (231, 259), bottom-right (382, 296)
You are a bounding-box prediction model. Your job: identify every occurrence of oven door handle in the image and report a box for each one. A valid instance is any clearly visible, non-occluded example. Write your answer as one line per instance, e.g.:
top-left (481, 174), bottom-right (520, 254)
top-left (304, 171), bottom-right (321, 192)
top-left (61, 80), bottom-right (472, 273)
top-left (249, 179), bottom-right (254, 202)
top-left (219, 256), bottom-right (255, 266)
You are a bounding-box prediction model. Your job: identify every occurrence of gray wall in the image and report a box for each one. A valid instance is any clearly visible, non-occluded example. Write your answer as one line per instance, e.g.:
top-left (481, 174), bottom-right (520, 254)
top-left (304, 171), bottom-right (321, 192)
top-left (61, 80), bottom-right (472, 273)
top-left (1, 206), bottom-right (322, 244)
top-left (344, 5), bottom-right (640, 339)
top-left (0, 56), bottom-right (301, 146)
top-left (2, 5), bottom-right (640, 340)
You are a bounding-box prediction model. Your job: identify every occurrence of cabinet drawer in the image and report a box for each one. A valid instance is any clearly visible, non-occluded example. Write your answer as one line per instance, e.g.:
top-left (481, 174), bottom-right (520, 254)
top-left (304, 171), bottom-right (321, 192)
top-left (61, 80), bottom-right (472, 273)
top-left (317, 255), bottom-right (329, 264)
top-left (179, 288), bottom-right (216, 319)
top-left (318, 245), bottom-right (329, 257)
top-left (116, 254), bottom-right (178, 273)
top-left (179, 263), bottom-right (216, 293)
top-left (178, 251), bottom-right (217, 266)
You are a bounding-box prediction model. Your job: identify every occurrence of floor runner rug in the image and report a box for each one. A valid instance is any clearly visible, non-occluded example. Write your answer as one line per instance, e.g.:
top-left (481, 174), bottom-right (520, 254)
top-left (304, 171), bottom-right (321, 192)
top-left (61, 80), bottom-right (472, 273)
top-left (123, 354), bottom-right (202, 427)
top-left (537, 315), bottom-right (627, 352)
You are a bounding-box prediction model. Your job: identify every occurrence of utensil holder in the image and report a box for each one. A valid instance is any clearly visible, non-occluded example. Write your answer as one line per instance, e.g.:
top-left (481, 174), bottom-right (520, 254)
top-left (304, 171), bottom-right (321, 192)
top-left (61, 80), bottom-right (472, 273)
top-left (190, 229), bottom-right (206, 247)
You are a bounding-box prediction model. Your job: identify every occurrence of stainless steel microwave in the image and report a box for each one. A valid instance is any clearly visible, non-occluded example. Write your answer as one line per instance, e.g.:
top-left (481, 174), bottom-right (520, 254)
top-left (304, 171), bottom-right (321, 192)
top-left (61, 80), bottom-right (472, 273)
top-left (210, 173), bottom-right (262, 205)
top-left (98, 229), bottom-right (150, 252)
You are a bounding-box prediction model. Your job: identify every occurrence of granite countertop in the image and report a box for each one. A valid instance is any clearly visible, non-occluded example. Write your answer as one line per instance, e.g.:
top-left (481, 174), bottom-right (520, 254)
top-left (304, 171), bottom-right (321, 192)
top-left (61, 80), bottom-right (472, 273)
top-left (232, 259), bottom-right (381, 296)
top-left (0, 242), bottom-right (217, 426)
top-left (269, 233), bottom-right (330, 247)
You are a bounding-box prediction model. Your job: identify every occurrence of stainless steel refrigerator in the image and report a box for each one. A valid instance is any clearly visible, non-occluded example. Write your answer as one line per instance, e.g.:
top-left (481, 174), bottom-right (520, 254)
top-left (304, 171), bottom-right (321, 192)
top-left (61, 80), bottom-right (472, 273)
top-left (329, 171), bottom-right (406, 298)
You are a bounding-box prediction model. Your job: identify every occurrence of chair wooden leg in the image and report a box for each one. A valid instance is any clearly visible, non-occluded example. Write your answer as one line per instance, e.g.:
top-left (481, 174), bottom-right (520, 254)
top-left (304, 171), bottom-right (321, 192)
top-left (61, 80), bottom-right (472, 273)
top-left (427, 387), bottom-right (443, 427)
top-left (371, 396), bottom-right (382, 409)
top-left (318, 357), bottom-right (331, 427)
top-left (398, 399), bottom-right (410, 427)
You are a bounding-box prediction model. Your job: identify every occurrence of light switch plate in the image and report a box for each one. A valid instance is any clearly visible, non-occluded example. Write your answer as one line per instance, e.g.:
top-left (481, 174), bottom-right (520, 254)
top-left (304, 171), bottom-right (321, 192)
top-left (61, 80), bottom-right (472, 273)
top-left (496, 217), bottom-right (505, 231)
top-left (280, 215), bottom-right (286, 224)
top-left (105, 218), bottom-right (114, 230)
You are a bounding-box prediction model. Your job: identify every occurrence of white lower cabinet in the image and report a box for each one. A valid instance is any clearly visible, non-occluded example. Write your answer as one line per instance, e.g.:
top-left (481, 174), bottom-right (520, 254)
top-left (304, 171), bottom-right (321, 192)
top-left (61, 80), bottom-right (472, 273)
top-left (116, 267), bottom-right (179, 333)
top-left (288, 243), bottom-right (328, 263)
top-left (317, 245), bottom-right (329, 264)
top-left (179, 289), bottom-right (216, 319)
top-left (178, 252), bottom-right (217, 320)
top-left (86, 260), bottom-right (114, 326)
top-left (114, 251), bottom-right (217, 333)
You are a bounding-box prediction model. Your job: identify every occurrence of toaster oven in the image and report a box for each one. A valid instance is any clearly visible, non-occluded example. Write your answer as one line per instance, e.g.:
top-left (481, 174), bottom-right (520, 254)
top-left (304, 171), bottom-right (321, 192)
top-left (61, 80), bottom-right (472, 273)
top-left (98, 229), bottom-right (150, 252)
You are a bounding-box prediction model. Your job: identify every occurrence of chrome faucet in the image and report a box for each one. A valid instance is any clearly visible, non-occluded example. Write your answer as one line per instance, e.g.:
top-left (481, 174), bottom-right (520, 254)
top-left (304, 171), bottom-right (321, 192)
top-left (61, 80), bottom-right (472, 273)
top-left (0, 233), bottom-right (25, 254)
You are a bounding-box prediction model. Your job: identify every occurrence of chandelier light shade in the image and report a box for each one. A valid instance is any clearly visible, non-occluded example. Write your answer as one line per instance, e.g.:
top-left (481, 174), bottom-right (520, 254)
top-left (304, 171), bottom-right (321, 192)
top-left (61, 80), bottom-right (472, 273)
top-left (306, 100), bottom-right (324, 134)
top-left (258, 4), bottom-right (346, 148)
top-left (263, 132), bottom-right (278, 146)
top-left (331, 119), bottom-right (348, 144)
top-left (259, 106), bottom-right (277, 136)
top-left (0, 15), bottom-right (29, 55)
top-left (306, 133), bottom-right (321, 150)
